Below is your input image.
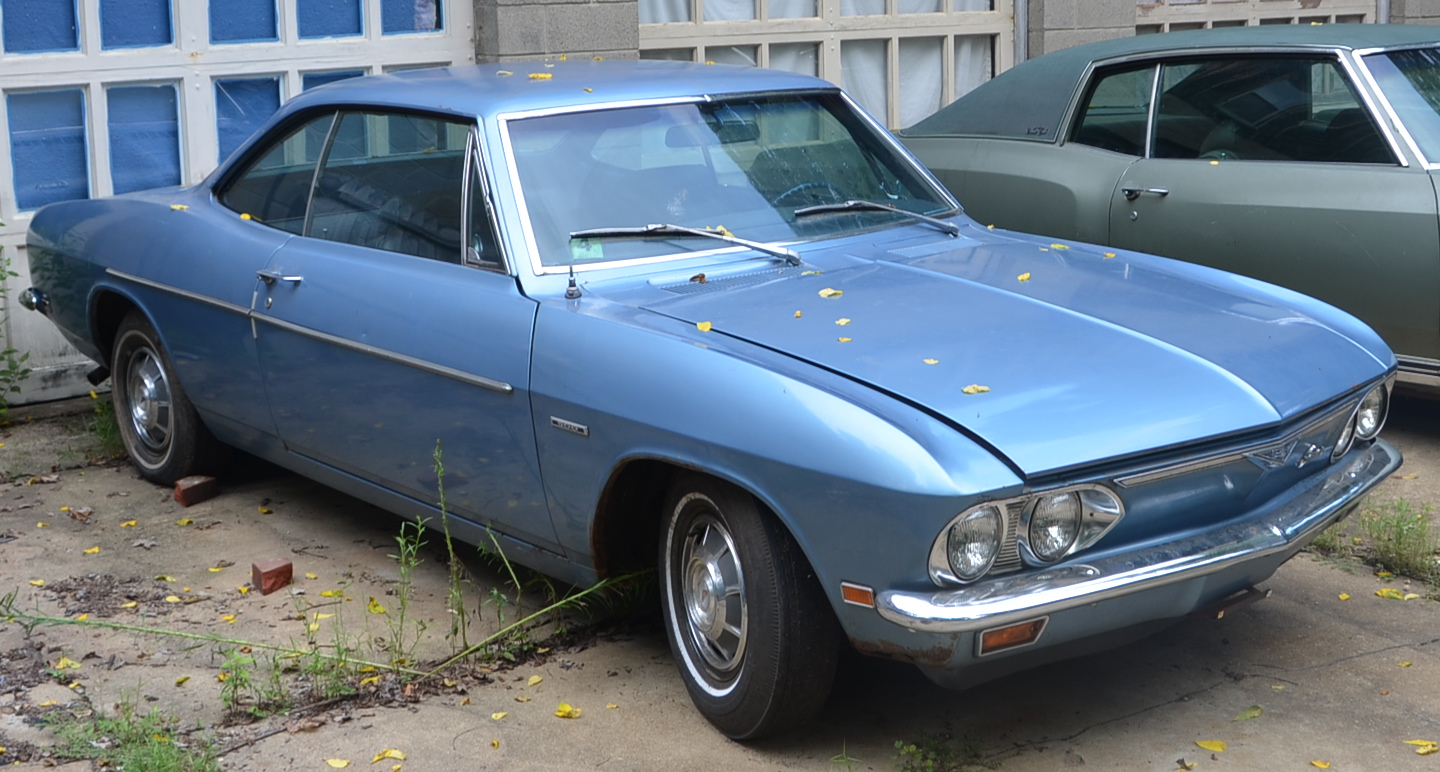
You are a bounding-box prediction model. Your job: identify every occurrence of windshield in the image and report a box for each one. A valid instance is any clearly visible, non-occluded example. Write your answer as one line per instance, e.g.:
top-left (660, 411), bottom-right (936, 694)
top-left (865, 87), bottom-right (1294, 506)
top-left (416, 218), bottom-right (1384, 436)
top-left (1363, 47), bottom-right (1440, 162)
top-left (505, 93), bottom-right (955, 269)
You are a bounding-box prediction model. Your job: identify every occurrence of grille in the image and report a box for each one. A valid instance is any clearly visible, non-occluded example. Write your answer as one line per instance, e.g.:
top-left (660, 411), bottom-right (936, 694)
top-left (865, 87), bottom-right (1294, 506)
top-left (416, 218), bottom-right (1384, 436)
top-left (993, 500), bottom-right (1025, 575)
top-left (659, 265), bottom-right (801, 294)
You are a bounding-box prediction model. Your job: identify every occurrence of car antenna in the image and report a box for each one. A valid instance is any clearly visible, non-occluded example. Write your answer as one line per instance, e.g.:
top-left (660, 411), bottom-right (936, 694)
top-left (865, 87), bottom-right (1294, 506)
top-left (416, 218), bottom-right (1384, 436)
top-left (565, 264), bottom-right (582, 299)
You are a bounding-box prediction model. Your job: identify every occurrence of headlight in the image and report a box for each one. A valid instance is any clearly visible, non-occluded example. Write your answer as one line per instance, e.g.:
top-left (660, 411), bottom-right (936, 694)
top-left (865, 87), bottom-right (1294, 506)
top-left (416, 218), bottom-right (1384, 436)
top-left (940, 506), bottom-right (1002, 583)
top-left (1027, 491), bottom-right (1081, 562)
top-left (1354, 384), bottom-right (1388, 440)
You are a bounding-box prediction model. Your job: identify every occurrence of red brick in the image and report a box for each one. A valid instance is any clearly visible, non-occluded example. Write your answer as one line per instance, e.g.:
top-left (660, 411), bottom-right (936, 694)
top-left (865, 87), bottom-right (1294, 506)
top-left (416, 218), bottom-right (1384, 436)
top-left (251, 559), bottom-right (293, 596)
top-left (173, 475), bottom-right (218, 507)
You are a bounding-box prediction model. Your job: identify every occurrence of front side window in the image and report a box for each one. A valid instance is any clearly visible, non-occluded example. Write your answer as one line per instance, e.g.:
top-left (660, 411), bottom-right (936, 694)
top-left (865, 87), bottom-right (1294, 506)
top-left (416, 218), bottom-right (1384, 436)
top-left (221, 110), bottom-right (471, 262)
top-left (507, 93), bottom-right (953, 269)
top-left (1070, 64), bottom-right (1156, 156)
top-left (1152, 56), bottom-right (1392, 164)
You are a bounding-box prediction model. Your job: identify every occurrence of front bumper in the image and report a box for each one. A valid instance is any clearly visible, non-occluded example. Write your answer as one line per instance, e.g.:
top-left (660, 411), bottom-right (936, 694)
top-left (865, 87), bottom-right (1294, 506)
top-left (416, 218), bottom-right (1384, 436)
top-left (876, 438), bottom-right (1401, 635)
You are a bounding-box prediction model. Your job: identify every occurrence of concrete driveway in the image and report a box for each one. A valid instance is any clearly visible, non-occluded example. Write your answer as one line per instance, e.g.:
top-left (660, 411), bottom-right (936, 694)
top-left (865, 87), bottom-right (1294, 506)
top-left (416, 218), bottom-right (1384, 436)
top-left (0, 396), bottom-right (1436, 771)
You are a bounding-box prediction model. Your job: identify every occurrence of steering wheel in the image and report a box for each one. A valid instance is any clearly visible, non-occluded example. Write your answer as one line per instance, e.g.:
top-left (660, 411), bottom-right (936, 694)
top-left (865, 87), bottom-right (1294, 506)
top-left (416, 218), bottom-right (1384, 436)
top-left (772, 180), bottom-right (847, 208)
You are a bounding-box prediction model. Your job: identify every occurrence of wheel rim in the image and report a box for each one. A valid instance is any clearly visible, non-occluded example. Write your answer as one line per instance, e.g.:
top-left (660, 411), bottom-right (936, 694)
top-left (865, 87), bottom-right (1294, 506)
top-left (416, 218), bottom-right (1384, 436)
top-left (679, 511), bottom-right (748, 675)
top-left (124, 345), bottom-right (173, 455)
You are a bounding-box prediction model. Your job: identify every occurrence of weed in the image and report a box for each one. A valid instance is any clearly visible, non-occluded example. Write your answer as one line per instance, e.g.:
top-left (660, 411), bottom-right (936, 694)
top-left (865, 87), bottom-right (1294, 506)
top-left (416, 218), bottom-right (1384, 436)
top-left (1308, 520), bottom-right (1349, 557)
top-left (1358, 498), bottom-right (1440, 583)
top-left (386, 516), bottom-right (429, 664)
top-left (48, 698), bottom-right (221, 772)
top-left (434, 442), bottom-right (472, 652)
top-left (86, 391), bottom-right (127, 458)
top-left (893, 731), bottom-right (986, 772)
top-left (830, 740), bottom-right (861, 770)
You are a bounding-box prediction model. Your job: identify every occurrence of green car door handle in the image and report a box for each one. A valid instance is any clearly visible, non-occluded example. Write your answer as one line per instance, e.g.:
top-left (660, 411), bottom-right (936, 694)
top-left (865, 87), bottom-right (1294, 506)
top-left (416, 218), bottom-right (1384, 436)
top-left (1121, 187), bottom-right (1169, 202)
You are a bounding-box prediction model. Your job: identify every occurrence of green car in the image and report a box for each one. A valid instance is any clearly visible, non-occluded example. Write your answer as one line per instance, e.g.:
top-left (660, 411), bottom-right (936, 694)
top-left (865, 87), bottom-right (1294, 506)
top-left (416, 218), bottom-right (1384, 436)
top-left (900, 25), bottom-right (1440, 390)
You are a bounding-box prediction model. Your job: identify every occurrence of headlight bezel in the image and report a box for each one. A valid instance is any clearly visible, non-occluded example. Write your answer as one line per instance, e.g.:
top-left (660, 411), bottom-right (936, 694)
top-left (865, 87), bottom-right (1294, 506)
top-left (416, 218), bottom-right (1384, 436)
top-left (1332, 381), bottom-right (1390, 461)
top-left (930, 485), bottom-right (1124, 586)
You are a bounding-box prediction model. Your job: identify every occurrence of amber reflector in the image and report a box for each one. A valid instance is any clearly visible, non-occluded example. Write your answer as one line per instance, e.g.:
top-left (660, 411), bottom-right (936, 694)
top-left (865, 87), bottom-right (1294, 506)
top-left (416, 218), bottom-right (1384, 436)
top-left (840, 582), bottom-right (875, 608)
top-left (979, 618), bottom-right (1047, 655)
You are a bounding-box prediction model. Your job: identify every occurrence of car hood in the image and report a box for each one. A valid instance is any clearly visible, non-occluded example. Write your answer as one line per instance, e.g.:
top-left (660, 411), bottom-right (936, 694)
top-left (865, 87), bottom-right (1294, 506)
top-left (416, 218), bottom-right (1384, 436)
top-left (636, 232), bottom-right (1391, 476)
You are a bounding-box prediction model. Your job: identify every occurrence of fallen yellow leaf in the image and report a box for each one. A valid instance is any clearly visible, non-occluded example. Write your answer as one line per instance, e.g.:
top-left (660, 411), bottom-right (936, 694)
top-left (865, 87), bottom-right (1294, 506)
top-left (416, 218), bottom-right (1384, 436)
top-left (75, 614), bottom-right (88, 621)
top-left (368, 597), bottom-right (387, 614)
top-left (83, 546), bottom-right (99, 555)
top-left (175, 518), bottom-right (193, 526)
top-left (155, 575), bottom-right (176, 582)
top-left (258, 507), bottom-right (273, 514)
top-left (555, 702), bottom-right (582, 719)
top-left (120, 520), bottom-right (137, 527)
top-left (120, 601), bottom-right (137, 609)
top-left (818, 288), bottom-right (843, 298)
top-left (1377, 587), bottom-right (1404, 599)
top-left (208, 567), bottom-right (224, 573)
top-left (1404, 593), bottom-right (1421, 600)
top-left (528, 675), bottom-right (543, 686)
top-left (36, 522), bottom-right (48, 528)
top-left (320, 590), bottom-right (341, 598)
top-left (360, 676), bottom-right (380, 686)
top-left (696, 321), bottom-right (713, 333)
top-left (175, 675), bottom-right (190, 686)
top-left (326, 760), bottom-right (351, 769)
top-left (55, 657), bottom-right (81, 670)
top-left (1400, 661), bottom-right (1415, 667)
top-left (237, 586), bottom-right (250, 595)
top-left (371, 749), bottom-right (406, 763)
top-left (164, 595), bottom-right (181, 603)
top-left (28, 579), bottom-right (44, 587)
top-left (461, 697), bottom-right (472, 706)
top-left (1017, 272), bottom-right (1032, 282)
top-left (1310, 762), bottom-right (1331, 769)
top-left (220, 615), bottom-right (235, 624)
top-left (1337, 593), bottom-right (1351, 600)
top-left (491, 712), bottom-right (508, 720)
top-left (962, 384), bottom-right (991, 395)
top-left (490, 740), bottom-right (499, 749)
top-left (515, 695), bottom-right (532, 703)
top-left (606, 703), bottom-right (619, 709)
top-left (1195, 740), bottom-right (1227, 753)
top-left (313, 612), bottom-right (334, 620)
top-left (306, 572), bottom-right (319, 580)
top-left (1232, 705), bottom-right (1262, 722)
top-left (308, 623), bottom-right (320, 633)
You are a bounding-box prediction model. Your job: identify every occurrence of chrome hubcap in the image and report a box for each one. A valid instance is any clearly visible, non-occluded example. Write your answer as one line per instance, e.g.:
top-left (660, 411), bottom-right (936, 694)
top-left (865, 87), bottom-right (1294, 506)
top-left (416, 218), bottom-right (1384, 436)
top-left (680, 512), bottom-right (747, 673)
top-left (126, 347), bottom-right (172, 453)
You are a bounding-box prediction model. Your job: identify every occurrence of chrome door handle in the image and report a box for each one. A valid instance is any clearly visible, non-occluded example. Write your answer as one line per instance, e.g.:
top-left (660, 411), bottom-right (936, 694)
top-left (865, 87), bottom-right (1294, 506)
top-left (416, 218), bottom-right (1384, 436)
top-left (257, 269), bottom-right (303, 286)
top-left (1121, 187), bottom-right (1169, 201)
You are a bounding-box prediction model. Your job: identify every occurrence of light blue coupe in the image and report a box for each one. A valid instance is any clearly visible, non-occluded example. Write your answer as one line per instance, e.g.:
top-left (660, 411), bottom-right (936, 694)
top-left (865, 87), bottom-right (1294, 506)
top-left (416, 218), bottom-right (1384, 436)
top-left (22, 60), bottom-right (1401, 740)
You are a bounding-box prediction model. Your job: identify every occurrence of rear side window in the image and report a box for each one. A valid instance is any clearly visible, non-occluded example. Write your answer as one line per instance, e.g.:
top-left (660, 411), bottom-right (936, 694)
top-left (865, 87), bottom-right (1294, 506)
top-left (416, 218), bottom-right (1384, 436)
top-left (219, 112), bottom-right (334, 234)
top-left (1070, 64), bottom-right (1155, 156)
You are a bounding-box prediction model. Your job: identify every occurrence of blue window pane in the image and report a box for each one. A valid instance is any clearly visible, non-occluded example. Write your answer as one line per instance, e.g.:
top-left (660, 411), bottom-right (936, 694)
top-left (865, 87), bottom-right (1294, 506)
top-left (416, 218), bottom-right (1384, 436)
top-left (100, 0), bottom-right (173, 49)
top-left (298, 0), bottom-right (362, 39)
top-left (215, 77), bottom-right (281, 163)
top-left (108, 85), bottom-right (181, 194)
top-left (210, 0), bottom-right (278, 43)
top-left (382, 0), bottom-right (442, 34)
top-left (302, 71), bottom-right (364, 91)
top-left (2, 0), bottom-right (79, 53)
top-left (8, 90), bottom-right (89, 210)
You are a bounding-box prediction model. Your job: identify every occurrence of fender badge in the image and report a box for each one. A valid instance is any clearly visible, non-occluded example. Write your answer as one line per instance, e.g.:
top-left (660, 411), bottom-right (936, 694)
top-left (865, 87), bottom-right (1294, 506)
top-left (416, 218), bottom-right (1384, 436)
top-left (1245, 439), bottom-right (1296, 469)
top-left (550, 417), bottom-right (589, 437)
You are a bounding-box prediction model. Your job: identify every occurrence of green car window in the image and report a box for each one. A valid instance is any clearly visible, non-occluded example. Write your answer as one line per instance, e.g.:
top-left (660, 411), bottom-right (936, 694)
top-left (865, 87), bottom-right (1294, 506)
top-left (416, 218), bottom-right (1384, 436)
top-left (1152, 56), bottom-right (1392, 164)
top-left (1070, 64), bottom-right (1156, 156)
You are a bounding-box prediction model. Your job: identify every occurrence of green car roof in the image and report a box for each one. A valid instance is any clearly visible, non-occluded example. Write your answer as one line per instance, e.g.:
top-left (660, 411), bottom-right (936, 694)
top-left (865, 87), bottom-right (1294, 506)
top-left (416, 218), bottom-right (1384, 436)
top-left (899, 24), bottom-right (1440, 140)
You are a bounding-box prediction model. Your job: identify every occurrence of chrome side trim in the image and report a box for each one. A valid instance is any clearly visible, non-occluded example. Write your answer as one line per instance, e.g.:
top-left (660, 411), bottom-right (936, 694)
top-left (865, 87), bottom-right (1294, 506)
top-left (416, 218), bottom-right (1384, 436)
top-left (251, 313), bottom-right (514, 394)
top-left (1355, 45), bottom-right (1440, 169)
top-left (877, 439), bottom-right (1399, 634)
top-left (107, 269), bottom-right (252, 317)
top-left (1398, 355), bottom-right (1440, 388)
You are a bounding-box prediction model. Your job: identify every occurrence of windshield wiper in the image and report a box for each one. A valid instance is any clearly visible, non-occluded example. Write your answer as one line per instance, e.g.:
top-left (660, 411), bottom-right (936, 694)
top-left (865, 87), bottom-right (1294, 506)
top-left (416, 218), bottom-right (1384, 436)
top-left (569, 223), bottom-right (802, 266)
top-left (793, 200), bottom-right (961, 237)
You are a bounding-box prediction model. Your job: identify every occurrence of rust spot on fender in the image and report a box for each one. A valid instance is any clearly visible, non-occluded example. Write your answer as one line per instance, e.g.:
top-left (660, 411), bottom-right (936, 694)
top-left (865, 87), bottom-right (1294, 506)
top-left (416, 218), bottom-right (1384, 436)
top-left (849, 636), bottom-right (956, 668)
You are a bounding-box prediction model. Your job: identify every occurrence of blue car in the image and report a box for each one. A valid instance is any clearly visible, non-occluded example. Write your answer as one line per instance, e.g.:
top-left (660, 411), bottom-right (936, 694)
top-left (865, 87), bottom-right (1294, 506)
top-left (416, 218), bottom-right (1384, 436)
top-left (22, 60), bottom-right (1400, 740)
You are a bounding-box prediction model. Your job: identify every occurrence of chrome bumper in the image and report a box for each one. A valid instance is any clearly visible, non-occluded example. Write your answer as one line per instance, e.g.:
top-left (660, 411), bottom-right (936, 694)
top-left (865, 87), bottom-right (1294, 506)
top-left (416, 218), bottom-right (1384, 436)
top-left (876, 439), bottom-right (1401, 634)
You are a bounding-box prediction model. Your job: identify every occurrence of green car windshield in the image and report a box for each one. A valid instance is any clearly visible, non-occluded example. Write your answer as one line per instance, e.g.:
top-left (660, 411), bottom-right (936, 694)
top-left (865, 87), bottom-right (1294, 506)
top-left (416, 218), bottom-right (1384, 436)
top-left (1364, 47), bottom-right (1440, 163)
top-left (506, 93), bottom-right (955, 269)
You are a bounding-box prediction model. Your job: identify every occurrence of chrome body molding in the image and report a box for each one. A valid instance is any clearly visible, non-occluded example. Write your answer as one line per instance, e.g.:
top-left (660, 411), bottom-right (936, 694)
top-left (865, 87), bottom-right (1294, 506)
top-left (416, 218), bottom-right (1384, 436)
top-left (108, 269), bottom-right (252, 317)
top-left (876, 439), bottom-right (1400, 634)
top-left (1397, 355), bottom-right (1440, 389)
top-left (251, 314), bottom-right (514, 394)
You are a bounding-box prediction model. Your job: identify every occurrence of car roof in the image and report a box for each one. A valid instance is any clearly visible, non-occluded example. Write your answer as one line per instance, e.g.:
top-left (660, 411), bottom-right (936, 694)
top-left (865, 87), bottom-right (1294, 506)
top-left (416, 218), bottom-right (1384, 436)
top-left (899, 24), bottom-right (1440, 140)
top-left (280, 59), bottom-right (836, 122)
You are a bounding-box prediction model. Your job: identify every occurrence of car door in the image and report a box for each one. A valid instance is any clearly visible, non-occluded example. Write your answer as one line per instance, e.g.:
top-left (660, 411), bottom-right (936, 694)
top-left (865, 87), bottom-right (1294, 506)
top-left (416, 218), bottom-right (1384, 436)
top-left (1106, 54), bottom-right (1440, 361)
top-left (251, 111), bottom-right (556, 549)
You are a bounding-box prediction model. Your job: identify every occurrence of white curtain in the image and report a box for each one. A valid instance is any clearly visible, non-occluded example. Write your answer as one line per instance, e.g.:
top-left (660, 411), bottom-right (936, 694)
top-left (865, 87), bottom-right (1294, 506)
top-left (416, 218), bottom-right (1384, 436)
top-left (770, 0), bottom-right (816, 18)
top-left (899, 38), bottom-right (942, 127)
top-left (640, 0), bottom-right (691, 24)
top-left (841, 39), bottom-right (888, 122)
top-left (770, 42), bottom-right (818, 76)
top-left (705, 0), bottom-right (756, 20)
top-left (954, 34), bottom-right (993, 99)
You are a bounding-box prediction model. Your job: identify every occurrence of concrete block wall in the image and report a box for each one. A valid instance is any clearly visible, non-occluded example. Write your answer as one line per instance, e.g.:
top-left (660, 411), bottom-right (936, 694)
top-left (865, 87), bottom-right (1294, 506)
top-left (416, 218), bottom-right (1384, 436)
top-left (1028, 0), bottom-right (1135, 57)
top-left (473, 0), bottom-right (640, 61)
top-left (1392, 0), bottom-right (1440, 24)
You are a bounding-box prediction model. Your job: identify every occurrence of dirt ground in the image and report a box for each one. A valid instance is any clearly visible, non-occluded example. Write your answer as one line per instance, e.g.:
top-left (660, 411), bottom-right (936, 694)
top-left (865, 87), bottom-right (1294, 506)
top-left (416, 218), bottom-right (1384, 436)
top-left (0, 395), bottom-right (1436, 771)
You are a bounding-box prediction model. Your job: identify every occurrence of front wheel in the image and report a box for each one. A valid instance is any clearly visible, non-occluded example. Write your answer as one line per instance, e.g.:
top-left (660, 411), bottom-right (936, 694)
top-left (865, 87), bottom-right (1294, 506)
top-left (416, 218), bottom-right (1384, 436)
top-left (111, 312), bottom-right (223, 484)
top-left (660, 474), bottom-right (839, 739)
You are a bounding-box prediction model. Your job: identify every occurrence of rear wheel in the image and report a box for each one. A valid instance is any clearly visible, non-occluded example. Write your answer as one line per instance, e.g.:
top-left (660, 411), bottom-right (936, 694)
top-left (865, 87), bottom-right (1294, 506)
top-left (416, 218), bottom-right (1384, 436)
top-left (111, 312), bottom-right (223, 484)
top-left (660, 473), bottom-right (839, 739)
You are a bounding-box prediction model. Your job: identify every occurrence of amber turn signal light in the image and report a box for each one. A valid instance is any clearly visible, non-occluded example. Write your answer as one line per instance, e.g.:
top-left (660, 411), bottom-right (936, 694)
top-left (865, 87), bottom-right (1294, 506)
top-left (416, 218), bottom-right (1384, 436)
top-left (840, 582), bottom-right (875, 608)
top-left (978, 617), bottom-right (1048, 655)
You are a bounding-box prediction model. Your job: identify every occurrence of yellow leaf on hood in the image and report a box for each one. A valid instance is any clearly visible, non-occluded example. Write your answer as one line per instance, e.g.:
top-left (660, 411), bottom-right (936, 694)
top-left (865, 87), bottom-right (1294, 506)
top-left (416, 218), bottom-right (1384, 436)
top-left (371, 749), bottom-right (406, 762)
top-left (1195, 740), bottom-right (1227, 752)
top-left (1017, 272), bottom-right (1032, 282)
top-left (696, 321), bottom-right (713, 333)
top-left (1050, 243), bottom-right (1070, 250)
top-left (1103, 252), bottom-right (1116, 258)
top-left (529, 72), bottom-right (553, 80)
top-left (923, 358), bottom-right (939, 365)
top-left (962, 384), bottom-right (991, 395)
top-left (835, 318), bottom-right (851, 326)
top-left (837, 337), bottom-right (852, 343)
top-left (818, 288), bottom-right (843, 298)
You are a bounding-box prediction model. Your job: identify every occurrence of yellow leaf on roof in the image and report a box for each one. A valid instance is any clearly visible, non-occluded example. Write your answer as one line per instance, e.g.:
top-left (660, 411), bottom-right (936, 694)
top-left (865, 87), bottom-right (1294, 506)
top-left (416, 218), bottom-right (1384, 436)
top-left (923, 358), bottom-right (939, 365)
top-left (1017, 272), bottom-right (1032, 282)
top-left (962, 384), bottom-right (991, 395)
top-left (835, 318), bottom-right (851, 326)
top-left (794, 310), bottom-right (802, 318)
top-left (170, 204), bottom-right (188, 211)
top-left (1050, 243), bottom-right (1070, 250)
top-left (371, 749), bottom-right (406, 762)
top-left (1103, 252), bottom-right (1116, 258)
top-left (529, 72), bottom-right (553, 80)
top-left (801, 269), bottom-right (823, 276)
top-left (696, 321), bottom-right (713, 333)
top-left (497, 70), bottom-right (513, 76)
top-left (837, 337), bottom-right (852, 343)
top-left (818, 288), bottom-right (843, 298)
top-left (1195, 740), bottom-right (1227, 753)
top-left (555, 702), bottom-right (582, 719)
